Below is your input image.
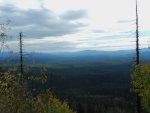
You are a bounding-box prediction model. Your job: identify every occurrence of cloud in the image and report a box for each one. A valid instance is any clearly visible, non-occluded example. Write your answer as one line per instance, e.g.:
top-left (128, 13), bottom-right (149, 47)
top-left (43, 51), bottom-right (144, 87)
top-left (24, 41), bottom-right (77, 53)
top-left (60, 9), bottom-right (87, 20)
top-left (116, 20), bottom-right (134, 24)
top-left (7, 38), bottom-right (79, 53)
top-left (92, 29), bottom-right (106, 33)
top-left (0, 4), bottom-right (88, 39)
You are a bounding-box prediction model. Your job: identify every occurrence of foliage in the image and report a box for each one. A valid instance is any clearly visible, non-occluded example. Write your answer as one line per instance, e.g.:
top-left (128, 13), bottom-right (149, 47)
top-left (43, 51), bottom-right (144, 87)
top-left (0, 20), bottom-right (11, 53)
top-left (41, 65), bottom-right (47, 84)
top-left (0, 70), bottom-right (75, 113)
top-left (131, 63), bottom-right (150, 112)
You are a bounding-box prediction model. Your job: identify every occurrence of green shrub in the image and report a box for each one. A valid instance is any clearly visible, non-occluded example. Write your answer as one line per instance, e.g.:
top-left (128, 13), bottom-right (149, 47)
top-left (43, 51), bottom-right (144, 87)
top-left (0, 71), bottom-right (75, 113)
top-left (131, 64), bottom-right (150, 113)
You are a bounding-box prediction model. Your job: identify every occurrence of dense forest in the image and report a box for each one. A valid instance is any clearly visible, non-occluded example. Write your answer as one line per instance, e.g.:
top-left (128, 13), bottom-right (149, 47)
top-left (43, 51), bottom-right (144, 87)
top-left (26, 61), bottom-right (135, 113)
top-left (1, 49), bottom-right (149, 113)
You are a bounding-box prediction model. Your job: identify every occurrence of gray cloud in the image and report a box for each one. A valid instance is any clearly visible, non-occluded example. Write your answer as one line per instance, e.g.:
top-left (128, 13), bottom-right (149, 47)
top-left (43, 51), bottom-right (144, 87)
top-left (0, 4), bottom-right (88, 39)
top-left (24, 41), bottom-right (78, 53)
top-left (60, 9), bottom-right (87, 20)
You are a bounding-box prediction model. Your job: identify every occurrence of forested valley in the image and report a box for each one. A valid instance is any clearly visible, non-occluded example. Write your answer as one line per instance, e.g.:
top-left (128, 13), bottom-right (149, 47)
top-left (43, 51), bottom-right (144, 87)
top-left (1, 49), bottom-right (150, 113)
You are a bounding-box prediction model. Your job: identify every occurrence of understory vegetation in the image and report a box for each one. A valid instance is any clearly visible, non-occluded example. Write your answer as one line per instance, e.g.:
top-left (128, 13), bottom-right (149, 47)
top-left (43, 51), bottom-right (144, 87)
top-left (131, 63), bottom-right (150, 113)
top-left (0, 69), bottom-right (76, 113)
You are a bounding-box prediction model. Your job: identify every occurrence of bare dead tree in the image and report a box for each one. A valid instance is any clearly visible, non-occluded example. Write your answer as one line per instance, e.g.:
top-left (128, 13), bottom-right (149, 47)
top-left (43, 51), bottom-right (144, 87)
top-left (136, 0), bottom-right (141, 113)
top-left (19, 32), bottom-right (23, 78)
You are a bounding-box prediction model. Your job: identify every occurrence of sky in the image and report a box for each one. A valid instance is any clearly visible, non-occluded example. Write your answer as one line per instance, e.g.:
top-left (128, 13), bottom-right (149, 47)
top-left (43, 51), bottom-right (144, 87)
top-left (0, 0), bottom-right (150, 53)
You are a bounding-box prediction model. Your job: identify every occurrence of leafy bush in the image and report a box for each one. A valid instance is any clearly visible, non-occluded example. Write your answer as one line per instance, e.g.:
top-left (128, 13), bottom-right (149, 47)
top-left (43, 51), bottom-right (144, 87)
top-left (0, 70), bottom-right (76, 113)
top-left (131, 64), bottom-right (150, 113)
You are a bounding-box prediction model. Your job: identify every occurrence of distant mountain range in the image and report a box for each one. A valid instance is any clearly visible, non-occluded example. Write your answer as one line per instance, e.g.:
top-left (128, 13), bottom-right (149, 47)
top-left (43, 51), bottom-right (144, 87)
top-left (1, 48), bottom-right (150, 64)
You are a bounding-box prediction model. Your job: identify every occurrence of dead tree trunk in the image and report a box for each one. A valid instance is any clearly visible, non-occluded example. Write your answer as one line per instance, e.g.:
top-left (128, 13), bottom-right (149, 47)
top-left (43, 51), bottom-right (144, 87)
top-left (136, 0), bottom-right (141, 113)
top-left (19, 32), bottom-right (23, 78)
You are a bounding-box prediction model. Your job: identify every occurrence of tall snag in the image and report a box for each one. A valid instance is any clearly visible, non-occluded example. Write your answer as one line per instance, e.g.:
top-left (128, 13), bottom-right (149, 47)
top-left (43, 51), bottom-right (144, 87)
top-left (135, 0), bottom-right (141, 113)
top-left (19, 32), bottom-right (23, 80)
